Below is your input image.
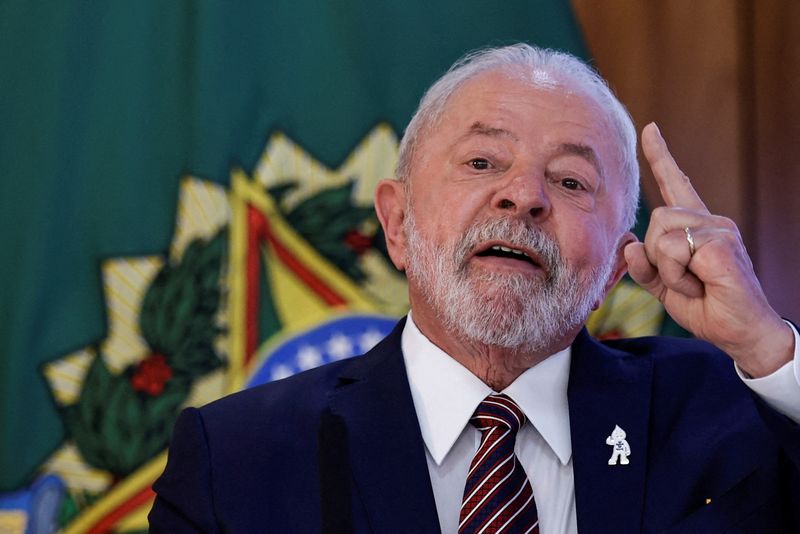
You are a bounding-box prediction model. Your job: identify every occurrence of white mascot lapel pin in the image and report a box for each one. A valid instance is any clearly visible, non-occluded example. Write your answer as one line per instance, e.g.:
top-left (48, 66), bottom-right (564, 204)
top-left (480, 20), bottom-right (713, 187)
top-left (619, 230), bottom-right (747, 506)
top-left (606, 424), bottom-right (631, 465)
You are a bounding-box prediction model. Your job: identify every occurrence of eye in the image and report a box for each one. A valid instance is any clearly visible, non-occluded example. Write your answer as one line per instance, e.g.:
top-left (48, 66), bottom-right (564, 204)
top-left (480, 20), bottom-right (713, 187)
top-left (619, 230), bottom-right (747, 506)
top-left (560, 177), bottom-right (586, 191)
top-left (468, 158), bottom-right (491, 170)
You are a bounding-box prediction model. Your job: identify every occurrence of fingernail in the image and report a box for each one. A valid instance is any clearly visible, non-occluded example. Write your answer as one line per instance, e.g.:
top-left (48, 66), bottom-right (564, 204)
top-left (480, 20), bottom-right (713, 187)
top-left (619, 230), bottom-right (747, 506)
top-left (650, 122), bottom-right (661, 135)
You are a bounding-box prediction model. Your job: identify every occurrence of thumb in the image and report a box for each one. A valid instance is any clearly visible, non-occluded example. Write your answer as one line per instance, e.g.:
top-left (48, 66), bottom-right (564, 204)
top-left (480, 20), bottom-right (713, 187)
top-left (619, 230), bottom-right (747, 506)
top-left (624, 241), bottom-right (661, 294)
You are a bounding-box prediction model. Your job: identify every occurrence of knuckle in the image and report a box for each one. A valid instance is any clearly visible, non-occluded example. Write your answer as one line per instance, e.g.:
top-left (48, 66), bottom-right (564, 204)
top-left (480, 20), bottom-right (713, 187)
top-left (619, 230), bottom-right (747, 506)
top-left (659, 264), bottom-right (685, 288)
top-left (699, 239), bottom-right (739, 267)
top-left (721, 230), bottom-right (741, 247)
top-left (650, 206), bottom-right (668, 224)
top-left (654, 234), bottom-right (679, 259)
top-left (715, 215), bottom-right (738, 231)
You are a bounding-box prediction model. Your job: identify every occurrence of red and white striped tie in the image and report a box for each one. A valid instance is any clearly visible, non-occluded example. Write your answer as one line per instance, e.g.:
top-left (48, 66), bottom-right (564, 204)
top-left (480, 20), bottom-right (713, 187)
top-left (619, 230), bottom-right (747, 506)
top-left (458, 394), bottom-right (539, 534)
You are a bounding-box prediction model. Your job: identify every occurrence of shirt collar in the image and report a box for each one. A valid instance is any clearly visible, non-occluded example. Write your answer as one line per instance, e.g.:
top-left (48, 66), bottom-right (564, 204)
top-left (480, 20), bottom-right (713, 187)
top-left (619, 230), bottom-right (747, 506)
top-left (401, 312), bottom-right (573, 466)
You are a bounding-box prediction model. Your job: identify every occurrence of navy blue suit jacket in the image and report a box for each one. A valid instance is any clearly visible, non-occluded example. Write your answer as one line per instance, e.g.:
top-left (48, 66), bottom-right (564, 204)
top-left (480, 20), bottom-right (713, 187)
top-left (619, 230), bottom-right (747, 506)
top-left (149, 319), bottom-right (800, 533)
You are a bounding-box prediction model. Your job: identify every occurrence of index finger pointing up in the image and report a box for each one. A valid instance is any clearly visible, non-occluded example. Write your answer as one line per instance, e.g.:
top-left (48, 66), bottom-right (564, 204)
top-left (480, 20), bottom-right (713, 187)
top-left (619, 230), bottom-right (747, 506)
top-left (642, 122), bottom-right (708, 212)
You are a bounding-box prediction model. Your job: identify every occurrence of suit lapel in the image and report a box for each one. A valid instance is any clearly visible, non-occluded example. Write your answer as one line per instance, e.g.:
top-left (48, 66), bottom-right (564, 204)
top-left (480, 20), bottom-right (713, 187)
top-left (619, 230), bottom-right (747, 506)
top-left (568, 329), bottom-right (653, 532)
top-left (328, 320), bottom-right (441, 533)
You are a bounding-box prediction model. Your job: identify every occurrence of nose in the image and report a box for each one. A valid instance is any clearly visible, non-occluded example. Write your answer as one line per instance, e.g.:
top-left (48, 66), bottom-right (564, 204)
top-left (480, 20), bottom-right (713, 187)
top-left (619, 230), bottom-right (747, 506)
top-left (492, 174), bottom-right (551, 221)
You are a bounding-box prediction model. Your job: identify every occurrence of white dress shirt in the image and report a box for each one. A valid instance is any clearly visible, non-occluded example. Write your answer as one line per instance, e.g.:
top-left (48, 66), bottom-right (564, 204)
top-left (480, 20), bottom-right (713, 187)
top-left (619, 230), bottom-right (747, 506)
top-left (400, 313), bottom-right (800, 534)
top-left (736, 322), bottom-right (800, 422)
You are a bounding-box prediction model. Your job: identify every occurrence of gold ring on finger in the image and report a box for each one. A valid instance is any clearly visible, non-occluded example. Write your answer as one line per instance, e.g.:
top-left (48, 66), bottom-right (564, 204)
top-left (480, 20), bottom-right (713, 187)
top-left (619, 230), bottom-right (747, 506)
top-left (684, 227), bottom-right (696, 257)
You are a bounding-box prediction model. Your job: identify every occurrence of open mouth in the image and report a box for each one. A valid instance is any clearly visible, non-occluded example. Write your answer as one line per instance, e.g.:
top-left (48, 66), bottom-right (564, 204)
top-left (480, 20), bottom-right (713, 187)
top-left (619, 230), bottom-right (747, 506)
top-left (474, 243), bottom-right (542, 268)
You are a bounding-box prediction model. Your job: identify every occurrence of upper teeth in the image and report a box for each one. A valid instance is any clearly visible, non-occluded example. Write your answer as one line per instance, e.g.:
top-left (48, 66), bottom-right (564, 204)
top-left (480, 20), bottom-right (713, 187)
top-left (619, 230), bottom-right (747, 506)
top-left (491, 245), bottom-right (529, 257)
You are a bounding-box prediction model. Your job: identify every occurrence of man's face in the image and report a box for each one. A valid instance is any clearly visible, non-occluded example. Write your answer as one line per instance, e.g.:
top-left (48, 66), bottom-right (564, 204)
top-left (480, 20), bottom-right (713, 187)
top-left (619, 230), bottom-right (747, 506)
top-left (379, 69), bottom-right (631, 352)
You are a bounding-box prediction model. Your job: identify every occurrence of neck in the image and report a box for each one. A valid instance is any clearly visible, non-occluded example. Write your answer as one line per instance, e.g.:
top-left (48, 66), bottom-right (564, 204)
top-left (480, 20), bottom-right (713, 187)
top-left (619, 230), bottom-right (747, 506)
top-left (450, 343), bottom-right (551, 391)
top-left (410, 309), bottom-right (576, 391)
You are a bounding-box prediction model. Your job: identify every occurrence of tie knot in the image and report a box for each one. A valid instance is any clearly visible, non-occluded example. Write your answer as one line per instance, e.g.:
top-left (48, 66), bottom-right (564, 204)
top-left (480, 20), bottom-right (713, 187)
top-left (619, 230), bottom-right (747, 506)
top-left (470, 394), bottom-right (527, 434)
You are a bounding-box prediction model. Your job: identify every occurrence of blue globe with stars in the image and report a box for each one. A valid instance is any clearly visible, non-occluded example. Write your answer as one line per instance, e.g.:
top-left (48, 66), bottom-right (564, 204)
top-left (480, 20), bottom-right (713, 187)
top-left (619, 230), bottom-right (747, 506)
top-left (247, 314), bottom-right (399, 387)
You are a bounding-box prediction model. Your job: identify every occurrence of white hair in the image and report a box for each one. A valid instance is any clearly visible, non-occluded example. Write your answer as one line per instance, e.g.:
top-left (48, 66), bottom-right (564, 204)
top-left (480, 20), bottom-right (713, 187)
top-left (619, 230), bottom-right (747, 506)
top-left (396, 43), bottom-right (640, 231)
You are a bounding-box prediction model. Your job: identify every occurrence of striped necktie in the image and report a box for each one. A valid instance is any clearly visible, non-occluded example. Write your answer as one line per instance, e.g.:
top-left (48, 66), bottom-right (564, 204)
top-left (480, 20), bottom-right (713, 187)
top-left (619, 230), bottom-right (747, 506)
top-left (459, 394), bottom-right (539, 534)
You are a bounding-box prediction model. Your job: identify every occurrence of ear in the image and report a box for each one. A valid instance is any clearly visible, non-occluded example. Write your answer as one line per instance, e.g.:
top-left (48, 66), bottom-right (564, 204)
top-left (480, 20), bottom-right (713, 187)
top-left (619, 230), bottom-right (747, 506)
top-left (593, 231), bottom-right (637, 310)
top-left (374, 179), bottom-right (409, 271)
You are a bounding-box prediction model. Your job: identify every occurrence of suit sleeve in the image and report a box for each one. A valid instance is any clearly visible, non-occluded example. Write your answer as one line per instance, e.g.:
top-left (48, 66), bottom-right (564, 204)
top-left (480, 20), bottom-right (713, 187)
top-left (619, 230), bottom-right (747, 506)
top-left (741, 322), bottom-right (800, 524)
top-left (148, 407), bottom-right (221, 533)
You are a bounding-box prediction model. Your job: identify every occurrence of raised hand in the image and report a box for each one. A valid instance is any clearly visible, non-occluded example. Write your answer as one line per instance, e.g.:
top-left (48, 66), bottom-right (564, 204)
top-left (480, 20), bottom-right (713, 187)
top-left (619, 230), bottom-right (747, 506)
top-left (623, 123), bottom-right (794, 377)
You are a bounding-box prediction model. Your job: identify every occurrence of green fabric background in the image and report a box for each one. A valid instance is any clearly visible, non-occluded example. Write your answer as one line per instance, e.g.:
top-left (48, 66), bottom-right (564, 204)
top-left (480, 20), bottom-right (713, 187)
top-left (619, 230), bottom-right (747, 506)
top-left (0, 0), bottom-right (587, 491)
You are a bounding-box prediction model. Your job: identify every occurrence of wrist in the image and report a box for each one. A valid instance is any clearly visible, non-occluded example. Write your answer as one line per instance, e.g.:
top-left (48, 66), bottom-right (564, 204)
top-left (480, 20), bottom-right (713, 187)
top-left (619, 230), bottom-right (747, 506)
top-left (732, 318), bottom-right (795, 378)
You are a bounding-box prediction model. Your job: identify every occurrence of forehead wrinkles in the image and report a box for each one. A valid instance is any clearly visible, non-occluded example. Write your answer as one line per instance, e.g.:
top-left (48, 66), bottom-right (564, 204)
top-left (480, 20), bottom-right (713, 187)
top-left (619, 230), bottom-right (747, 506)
top-left (405, 69), bottom-right (526, 182)
top-left (425, 70), bottom-right (610, 150)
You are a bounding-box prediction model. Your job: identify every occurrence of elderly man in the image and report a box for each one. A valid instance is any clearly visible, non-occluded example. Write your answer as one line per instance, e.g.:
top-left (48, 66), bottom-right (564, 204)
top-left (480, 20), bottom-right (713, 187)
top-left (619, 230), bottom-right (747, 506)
top-left (150, 44), bottom-right (800, 533)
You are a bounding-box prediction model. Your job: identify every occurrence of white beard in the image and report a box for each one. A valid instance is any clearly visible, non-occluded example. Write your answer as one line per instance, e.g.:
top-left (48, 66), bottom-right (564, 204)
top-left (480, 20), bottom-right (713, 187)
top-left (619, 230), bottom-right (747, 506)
top-left (404, 208), bottom-right (615, 353)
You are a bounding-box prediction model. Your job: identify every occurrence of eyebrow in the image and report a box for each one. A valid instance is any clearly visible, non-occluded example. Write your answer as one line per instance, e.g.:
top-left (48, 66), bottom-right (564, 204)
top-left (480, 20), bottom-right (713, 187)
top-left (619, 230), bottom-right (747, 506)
top-left (554, 142), bottom-right (604, 179)
top-left (456, 123), bottom-right (605, 178)
top-left (461, 121), bottom-right (520, 143)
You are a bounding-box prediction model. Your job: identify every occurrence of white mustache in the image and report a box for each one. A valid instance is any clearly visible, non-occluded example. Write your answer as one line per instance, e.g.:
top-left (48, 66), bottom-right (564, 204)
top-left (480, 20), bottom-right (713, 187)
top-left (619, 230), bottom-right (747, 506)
top-left (452, 217), bottom-right (563, 278)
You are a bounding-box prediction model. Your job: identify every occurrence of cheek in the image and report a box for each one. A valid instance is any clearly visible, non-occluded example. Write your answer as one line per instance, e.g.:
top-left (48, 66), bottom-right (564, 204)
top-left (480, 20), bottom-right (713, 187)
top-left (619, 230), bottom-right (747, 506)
top-left (417, 193), bottom-right (486, 236)
top-left (555, 220), bottom-right (613, 268)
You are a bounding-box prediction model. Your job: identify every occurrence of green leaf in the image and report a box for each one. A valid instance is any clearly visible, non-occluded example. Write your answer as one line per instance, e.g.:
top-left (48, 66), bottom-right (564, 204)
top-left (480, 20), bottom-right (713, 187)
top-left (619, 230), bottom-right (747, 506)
top-left (278, 181), bottom-right (377, 281)
top-left (63, 355), bottom-right (191, 476)
top-left (139, 229), bottom-right (226, 377)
